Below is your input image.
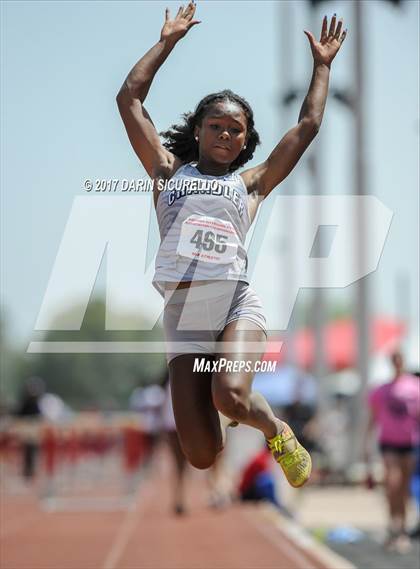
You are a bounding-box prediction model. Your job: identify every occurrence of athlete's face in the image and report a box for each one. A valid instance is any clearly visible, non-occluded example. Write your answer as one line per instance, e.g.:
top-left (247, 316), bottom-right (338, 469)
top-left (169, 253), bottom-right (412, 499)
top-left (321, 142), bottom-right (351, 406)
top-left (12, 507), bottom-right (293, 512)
top-left (195, 102), bottom-right (248, 165)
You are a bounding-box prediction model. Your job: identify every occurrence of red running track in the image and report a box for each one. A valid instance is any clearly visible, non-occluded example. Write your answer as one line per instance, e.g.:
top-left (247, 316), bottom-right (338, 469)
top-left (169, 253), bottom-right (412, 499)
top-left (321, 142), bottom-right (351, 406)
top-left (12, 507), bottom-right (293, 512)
top-left (1, 448), bottom-right (331, 569)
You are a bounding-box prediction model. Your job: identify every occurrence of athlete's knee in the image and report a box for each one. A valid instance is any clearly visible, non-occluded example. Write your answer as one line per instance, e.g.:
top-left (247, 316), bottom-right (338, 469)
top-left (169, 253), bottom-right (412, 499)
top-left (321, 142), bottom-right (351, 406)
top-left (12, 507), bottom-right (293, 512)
top-left (212, 386), bottom-right (250, 422)
top-left (178, 432), bottom-right (223, 470)
top-left (389, 472), bottom-right (403, 490)
top-left (184, 446), bottom-right (219, 470)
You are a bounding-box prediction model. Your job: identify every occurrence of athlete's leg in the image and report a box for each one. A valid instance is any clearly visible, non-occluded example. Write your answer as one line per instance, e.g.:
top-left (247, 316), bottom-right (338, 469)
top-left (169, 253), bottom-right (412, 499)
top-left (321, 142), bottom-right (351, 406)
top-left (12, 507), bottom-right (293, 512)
top-left (166, 430), bottom-right (188, 514)
top-left (382, 451), bottom-right (414, 550)
top-left (383, 452), bottom-right (404, 532)
top-left (211, 320), bottom-right (280, 439)
top-left (212, 320), bottom-right (312, 488)
top-left (169, 354), bottom-right (224, 470)
top-left (399, 452), bottom-right (416, 531)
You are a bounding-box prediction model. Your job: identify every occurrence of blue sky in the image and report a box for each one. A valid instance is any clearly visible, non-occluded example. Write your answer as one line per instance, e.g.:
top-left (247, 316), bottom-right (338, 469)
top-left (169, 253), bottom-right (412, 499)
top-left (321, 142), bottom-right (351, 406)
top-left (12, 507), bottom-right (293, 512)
top-left (1, 1), bottom-right (419, 363)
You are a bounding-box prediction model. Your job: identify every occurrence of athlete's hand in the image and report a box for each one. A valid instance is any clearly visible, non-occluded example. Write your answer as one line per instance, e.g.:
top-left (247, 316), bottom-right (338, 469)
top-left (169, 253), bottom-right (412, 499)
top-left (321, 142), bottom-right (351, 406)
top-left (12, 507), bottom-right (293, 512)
top-left (304, 15), bottom-right (347, 67)
top-left (160, 2), bottom-right (201, 44)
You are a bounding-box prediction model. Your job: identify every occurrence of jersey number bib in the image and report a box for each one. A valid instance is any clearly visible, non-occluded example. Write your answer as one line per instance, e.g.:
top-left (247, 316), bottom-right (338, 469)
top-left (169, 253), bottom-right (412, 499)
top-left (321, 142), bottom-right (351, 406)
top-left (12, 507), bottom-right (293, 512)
top-left (177, 215), bottom-right (239, 264)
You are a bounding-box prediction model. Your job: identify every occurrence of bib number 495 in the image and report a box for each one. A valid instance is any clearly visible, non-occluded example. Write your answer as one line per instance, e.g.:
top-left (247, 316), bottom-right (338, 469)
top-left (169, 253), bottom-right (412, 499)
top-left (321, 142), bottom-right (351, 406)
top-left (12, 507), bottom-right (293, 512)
top-left (190, 230), bottom-right (228, 253)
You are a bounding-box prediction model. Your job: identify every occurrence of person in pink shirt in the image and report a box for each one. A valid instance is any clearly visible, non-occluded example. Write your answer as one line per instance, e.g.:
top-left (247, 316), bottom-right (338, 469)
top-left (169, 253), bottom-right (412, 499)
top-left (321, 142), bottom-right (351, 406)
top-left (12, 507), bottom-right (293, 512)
top-left (366, 351), bottom-right (420, 551)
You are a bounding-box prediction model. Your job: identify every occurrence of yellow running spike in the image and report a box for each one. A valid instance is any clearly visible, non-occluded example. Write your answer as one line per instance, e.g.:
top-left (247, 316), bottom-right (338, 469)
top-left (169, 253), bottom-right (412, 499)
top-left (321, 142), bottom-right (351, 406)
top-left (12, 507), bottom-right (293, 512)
top-left (266, 422), bottom-right (312, 488)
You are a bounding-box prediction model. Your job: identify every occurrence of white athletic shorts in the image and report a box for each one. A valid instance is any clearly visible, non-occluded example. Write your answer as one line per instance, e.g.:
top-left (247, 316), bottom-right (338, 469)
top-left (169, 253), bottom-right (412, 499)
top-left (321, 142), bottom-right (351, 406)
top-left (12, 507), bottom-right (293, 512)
top-left (163, 280), bottom-right (267, 364)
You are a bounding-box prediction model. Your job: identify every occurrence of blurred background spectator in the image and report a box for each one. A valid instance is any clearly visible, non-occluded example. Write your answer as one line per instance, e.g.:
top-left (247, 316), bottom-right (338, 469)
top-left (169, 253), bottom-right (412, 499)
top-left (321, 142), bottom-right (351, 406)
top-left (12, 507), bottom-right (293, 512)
top-left (365, 351), bottom-right (420, 552)
top-left (160, 377), bottom-right (189, 516)
top-left (129, 380), bottom-right (165, 465)
top-left (14, 377), bottom-right (45, 481)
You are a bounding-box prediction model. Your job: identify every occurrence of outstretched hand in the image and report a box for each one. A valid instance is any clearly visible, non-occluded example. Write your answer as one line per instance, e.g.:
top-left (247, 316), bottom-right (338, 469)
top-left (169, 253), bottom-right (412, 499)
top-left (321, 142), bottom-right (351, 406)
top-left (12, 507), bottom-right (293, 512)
top-left (304, 15), bottom-right (347, 67)
top-left (160, 2), bottom-right (201, 44)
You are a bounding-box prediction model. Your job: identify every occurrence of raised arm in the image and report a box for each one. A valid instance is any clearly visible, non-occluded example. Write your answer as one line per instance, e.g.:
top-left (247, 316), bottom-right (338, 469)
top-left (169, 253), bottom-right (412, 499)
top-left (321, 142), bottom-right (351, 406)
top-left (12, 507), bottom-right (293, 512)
top-left (242, 15), bottom-right (347, 214)
top-left (116, 3), bottom-right (200, 178)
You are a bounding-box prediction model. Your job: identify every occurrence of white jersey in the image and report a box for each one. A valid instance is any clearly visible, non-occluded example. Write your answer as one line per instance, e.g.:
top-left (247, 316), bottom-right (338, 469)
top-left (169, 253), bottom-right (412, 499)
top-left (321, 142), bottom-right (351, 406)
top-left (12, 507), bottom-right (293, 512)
top-left (153, 162), bottom-right (251, 296)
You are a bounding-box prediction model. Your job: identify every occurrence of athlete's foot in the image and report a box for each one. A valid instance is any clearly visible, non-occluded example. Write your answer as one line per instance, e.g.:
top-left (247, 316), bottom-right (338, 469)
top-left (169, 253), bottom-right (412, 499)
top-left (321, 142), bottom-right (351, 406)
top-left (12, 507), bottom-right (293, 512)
top-left (394, 532), bottom-right (412, 553)
top-left (266, 420), bottom-right (312, 488)
top-left (384, 528), bottom-right (397, 551)
top-left (208, 490), bottom-right (231, 510)
top-left (173, 503), bottom-right (187, 516)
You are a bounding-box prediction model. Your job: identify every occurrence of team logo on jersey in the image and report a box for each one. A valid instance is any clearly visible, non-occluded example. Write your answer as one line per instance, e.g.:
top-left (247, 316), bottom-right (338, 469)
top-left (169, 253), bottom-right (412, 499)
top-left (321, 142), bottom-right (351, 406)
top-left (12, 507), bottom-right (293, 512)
top-left (161, 179), bottom-right (245, 218)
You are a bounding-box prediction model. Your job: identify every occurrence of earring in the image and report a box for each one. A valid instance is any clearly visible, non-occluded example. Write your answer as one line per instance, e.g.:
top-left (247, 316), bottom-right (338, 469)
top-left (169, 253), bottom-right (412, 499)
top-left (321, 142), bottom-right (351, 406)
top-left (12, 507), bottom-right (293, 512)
top-left (195, 136), bottom-right (199, 141)
top-left (243, 145), bottom-right (247, 150)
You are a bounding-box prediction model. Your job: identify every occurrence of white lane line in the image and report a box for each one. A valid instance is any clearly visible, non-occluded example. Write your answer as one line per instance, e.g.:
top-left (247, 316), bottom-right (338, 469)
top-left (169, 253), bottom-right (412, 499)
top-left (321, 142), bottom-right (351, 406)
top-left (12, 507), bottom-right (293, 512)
top-left (102, 479), bottom-right (156, 569)
top-left (242, 507), bottom-right (318, 569)
top-left (257, 504), bottom-right (357, 569)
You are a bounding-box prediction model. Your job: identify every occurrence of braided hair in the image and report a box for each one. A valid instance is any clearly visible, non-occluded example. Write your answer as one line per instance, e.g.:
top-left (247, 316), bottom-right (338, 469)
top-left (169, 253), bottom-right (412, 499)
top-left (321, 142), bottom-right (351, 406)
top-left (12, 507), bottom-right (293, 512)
top-left (160, 90), bottom-right (260, 172)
